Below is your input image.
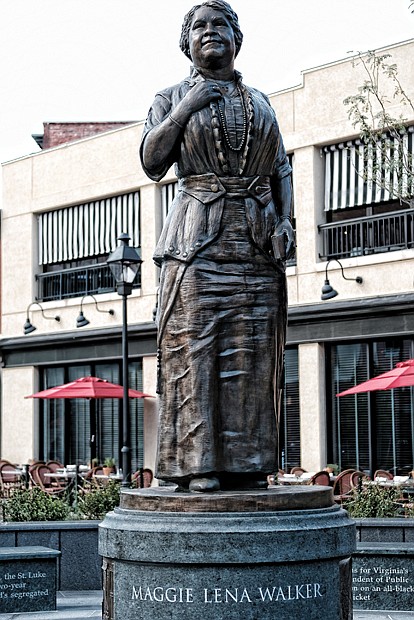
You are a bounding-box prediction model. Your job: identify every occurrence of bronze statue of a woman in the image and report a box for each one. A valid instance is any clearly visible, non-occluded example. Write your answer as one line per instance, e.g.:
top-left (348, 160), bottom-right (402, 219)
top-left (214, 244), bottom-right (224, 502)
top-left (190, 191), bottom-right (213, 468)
top-left (140, 0), bottom-right (294, 492)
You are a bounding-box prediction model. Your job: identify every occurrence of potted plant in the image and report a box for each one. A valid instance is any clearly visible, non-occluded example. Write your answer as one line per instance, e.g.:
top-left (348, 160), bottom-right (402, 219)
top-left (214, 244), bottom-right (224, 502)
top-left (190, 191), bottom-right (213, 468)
top-left (103, 458), bottom-right (116, 477)
top-left (325, 463), bottom-right (340, 475)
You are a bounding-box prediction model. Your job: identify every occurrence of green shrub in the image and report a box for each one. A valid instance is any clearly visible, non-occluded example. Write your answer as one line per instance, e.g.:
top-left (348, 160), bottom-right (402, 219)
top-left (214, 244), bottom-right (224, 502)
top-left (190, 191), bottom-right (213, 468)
top-left (77, 481), bottom-right (121, 520)
top-left (2, 487), bottom-right (70, 522)
top-left (405, 503), bottom-right (414, 518)
top-left (345, 484), bottom-right (402, 518)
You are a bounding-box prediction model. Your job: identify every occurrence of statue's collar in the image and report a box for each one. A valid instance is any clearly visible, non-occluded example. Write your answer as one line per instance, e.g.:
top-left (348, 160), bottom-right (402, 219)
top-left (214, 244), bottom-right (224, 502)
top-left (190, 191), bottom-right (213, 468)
top-left (186, 66), bottom-right (242, 86)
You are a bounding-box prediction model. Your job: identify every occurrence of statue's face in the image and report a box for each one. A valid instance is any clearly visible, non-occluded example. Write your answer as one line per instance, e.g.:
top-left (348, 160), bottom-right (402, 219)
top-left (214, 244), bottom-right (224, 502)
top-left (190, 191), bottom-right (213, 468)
top-left (188, 6), bottom-right (236, 70)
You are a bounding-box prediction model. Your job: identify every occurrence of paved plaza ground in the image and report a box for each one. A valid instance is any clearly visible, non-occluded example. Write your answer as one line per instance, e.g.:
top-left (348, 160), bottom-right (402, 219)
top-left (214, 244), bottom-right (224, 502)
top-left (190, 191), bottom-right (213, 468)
top-left (0, 591), bottom-right (413, 620)
top-left (0, 591), bottom-right (102, 619)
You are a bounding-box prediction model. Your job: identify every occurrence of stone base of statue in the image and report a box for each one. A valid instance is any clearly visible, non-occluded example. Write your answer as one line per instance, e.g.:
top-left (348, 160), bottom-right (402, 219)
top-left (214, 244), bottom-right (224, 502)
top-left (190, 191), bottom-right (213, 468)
top-left (98, 485), bottom-right (355, 620)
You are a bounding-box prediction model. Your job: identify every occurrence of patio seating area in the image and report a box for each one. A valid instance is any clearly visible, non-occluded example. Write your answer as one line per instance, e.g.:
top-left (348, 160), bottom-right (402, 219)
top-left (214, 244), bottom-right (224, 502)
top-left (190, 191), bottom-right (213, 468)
top-left (0, 458), bottom-right (153, 506)
top-left (268, 465), bottom-right (414, 512)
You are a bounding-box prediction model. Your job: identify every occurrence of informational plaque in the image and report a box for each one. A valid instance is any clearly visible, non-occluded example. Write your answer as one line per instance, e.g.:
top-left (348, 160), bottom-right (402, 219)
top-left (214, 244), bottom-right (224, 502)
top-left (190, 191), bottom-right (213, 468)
top-left (0, 546), bottom-right (60, 614)
top-left (353, 546), bottom-right (414, 611)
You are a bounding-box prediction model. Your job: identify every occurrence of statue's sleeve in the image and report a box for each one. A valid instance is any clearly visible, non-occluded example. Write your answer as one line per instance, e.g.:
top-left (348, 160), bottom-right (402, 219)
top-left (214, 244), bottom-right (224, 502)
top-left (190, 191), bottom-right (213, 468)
top-left (139, 91), bottom-right (178, 182)
top-left (273, 126), bottom-right (292, 181)
top-left (257, 89), bottom-right (292, 182)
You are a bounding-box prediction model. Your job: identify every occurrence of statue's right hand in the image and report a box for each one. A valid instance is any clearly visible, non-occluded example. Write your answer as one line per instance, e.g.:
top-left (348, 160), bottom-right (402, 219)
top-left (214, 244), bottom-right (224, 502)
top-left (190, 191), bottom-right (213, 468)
top-left (179, 81), bottom-right (222, 116)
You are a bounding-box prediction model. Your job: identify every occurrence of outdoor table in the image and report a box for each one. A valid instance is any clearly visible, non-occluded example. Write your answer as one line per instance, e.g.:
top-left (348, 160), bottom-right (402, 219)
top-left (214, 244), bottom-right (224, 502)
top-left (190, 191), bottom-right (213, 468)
top-left (44, 471), bottom-right (77, 479)
top-left (277, 473), bottom-right (336, 486)
top-left (278, 474), bottom-right (312, 485)
top-left (365, 478), bottom-right (414, 501)
top-left (371, 478), bottom-right (414, 489)
top-left (4, 468), bottom-right (25, 477)
top-left (43, 471), bottom-right (76, 491)
top-left (93, 473), bottom-right (123, 481)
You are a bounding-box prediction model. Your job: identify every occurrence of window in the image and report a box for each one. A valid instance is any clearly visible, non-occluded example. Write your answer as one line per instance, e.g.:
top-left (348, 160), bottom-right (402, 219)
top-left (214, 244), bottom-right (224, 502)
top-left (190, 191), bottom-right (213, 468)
top-left (280, 347), bottom-right (300, 471)
top-left (40, 360), bottom-right (144, 471)
top-left (36, 192), bottom-right (141, 301)
top-left (327, 338), bottom-right (414, 475)
top-left (160, 182), bottom-right (178, 227)
top-left (38, 191), bottom-right (140, 265)
top-left (320, 130), bottom-right (414, 259)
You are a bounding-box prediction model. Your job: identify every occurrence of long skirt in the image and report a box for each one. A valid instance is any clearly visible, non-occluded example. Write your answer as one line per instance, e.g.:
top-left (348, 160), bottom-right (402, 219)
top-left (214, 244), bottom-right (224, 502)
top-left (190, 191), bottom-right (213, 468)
top-left (155, 252), bottom-right (286, 482)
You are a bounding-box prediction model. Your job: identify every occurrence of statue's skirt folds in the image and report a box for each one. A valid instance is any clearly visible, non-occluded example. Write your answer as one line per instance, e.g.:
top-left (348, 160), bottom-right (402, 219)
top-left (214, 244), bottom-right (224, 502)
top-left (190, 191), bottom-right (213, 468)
top-left (155, 199), bottom-right (286, 482)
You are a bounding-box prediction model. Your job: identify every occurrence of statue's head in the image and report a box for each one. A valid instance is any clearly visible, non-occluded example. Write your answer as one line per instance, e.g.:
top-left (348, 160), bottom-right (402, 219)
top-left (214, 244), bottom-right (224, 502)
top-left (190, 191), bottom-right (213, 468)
top-left (179, 0), bottom-right (243, 61)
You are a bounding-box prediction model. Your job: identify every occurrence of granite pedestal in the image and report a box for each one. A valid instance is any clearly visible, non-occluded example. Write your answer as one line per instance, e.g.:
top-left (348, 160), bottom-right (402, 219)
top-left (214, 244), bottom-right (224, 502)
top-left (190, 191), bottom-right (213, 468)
top-left (99, 485), bottom-right (356, 620)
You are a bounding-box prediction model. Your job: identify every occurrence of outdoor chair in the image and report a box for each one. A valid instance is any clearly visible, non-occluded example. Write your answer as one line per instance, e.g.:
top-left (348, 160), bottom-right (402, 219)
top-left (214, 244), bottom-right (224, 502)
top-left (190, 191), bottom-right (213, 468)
top-left (30, 464), bottom-right (69, 496)
top-left (132, 468), bottom-right (153, 488)
top-left (91, 465), bottom-right (105, 483)
top-left (374, 469), bottom-right (394, 480)
top-left (332, 469), bottom-right (357, 504)
top-left (0, 462), bottom-right (24, 497)
top-left (308, 471), bottom-right (331, 486)
top-left (0, 459), bottom-right (14, 468)
top-left (349, 470), bottom-right (372, 494)
top-left (46, 460), bottom-right (64, 472)
top-left (290, 467), bottom-right (307, 475)
top-left (79, 466), bottom-right (105, 492)
top-left (267, 470), bottom-right (285, 486)
top-left (28, 461), bottom-right (45, 476)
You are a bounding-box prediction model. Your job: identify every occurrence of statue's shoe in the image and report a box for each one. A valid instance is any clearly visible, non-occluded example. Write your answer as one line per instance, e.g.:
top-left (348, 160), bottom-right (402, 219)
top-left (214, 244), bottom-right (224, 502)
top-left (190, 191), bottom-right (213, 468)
top-left (188, 476), bottom-right (220, 492)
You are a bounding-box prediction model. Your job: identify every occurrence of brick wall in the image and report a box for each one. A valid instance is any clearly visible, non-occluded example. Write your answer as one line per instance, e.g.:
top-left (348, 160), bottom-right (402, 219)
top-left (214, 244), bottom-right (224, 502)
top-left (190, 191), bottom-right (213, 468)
top-left (42, 121), bottom-right (136, 149)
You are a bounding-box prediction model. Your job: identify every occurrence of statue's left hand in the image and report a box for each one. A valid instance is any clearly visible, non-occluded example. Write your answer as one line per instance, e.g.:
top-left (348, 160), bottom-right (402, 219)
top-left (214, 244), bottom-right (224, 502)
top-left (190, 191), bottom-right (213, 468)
top-left (274, 218), bottom-right (296, 260)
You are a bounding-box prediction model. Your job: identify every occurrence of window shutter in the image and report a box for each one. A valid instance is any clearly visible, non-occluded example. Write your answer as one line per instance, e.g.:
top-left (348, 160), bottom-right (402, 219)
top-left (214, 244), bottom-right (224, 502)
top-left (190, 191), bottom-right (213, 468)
top-left (38, 191), bottom-right (140, 265)
top-left (161, 182), bottom-right (178, 225)
top-left (323, 127), bottom-right (414, 211)
top-left (281, 348), bottom-right (300, 471)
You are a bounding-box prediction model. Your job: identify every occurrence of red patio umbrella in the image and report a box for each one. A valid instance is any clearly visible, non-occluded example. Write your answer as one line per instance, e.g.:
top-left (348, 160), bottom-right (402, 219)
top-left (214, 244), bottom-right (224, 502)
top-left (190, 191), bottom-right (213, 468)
top-left (25, 376), bottom-right (153, 466)
top-left (25, 376), bottom-right (154, 399)
top-left (337, 359), bottom-right (414, 396)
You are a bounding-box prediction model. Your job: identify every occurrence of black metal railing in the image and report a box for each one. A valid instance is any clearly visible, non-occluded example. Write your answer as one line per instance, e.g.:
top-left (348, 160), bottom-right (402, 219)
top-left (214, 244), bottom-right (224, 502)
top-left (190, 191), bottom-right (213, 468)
top-left (36, 263), bottom-right (140, 302)
top-left (319, 209), bottom-right (414, 260)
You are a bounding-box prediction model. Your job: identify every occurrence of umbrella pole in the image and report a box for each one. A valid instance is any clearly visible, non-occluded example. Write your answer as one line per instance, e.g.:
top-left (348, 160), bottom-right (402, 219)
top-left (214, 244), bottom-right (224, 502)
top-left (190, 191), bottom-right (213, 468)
top-left (90, 399), bottom-right (97, 463)
top-left (391, 390), bottom-right (397, 475)
top-left (411, 386), bottom-right (414, 471)
top-left (73, 464), bottom-right (79, 512)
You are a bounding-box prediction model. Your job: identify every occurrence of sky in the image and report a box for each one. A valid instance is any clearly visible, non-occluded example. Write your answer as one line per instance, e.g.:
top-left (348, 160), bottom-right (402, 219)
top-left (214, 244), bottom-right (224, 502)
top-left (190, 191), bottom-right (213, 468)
top-left (0, 0), bottom-right (413, 167)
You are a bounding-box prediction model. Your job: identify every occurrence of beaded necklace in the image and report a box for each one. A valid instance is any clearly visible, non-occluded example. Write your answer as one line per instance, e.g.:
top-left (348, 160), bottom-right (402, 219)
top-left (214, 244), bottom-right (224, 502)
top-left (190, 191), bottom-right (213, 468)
top-left (217, 84), bottom-right (247, 152)
top-left (208, 77), bottom-right (254, 176)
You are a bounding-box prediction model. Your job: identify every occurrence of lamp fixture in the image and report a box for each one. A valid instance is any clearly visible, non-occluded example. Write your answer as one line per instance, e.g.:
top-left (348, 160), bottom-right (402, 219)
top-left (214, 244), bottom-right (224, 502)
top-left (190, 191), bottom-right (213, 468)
top-left (106, 233), bottom-right (143, 486)
top-left (321, 259), bottom-right (363, 301)
top-left (24, 302), bottom-right (61, 335)
top-left (106, 232), bottom-right (143, 297)
top-left (76, 294), bottom-right (115, 328)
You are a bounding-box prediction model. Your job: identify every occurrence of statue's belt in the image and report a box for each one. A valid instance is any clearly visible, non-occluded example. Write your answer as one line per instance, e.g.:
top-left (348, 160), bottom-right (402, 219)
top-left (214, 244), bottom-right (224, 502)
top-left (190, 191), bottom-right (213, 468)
top-left (178, 173), bottom-right (272, 207)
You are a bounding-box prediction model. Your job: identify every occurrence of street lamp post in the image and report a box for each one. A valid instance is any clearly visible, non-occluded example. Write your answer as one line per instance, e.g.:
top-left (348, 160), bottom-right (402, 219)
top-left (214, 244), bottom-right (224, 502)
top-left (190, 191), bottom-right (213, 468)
top-left (107, 233), bottom-right (143, 487)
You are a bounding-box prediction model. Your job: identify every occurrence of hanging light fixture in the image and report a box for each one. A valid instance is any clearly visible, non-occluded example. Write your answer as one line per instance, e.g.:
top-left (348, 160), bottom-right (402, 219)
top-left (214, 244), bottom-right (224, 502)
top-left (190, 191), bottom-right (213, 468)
top-left (23, 302), bottom-right (60, 335)
top-left (321, 259), bottom-right (363, 300)
top-left (76, 294), bottom-right (115, 328)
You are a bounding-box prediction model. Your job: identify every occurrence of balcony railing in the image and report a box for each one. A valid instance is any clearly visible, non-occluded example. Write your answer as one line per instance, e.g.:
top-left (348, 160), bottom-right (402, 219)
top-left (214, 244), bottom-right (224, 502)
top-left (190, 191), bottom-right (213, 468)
top-left (36, 263), bottom-right (140, 302)
top-left (319, 209), bottom-right (414, 260)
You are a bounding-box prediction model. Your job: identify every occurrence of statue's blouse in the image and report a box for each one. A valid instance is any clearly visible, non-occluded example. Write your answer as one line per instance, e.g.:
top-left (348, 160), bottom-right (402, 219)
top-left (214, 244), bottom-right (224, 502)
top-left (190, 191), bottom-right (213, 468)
top-left (140, 69), bottom-right (291, 183)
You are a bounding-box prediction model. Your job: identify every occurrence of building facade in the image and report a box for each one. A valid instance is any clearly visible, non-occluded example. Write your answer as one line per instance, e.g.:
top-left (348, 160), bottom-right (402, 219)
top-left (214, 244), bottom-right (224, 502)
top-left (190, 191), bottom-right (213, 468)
top-left (1, 40), bottom-right (414, 477)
